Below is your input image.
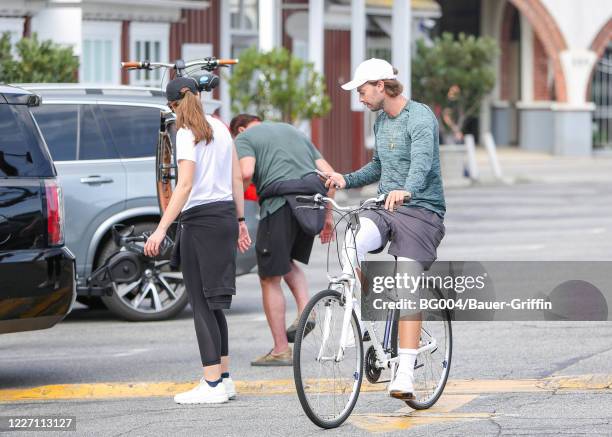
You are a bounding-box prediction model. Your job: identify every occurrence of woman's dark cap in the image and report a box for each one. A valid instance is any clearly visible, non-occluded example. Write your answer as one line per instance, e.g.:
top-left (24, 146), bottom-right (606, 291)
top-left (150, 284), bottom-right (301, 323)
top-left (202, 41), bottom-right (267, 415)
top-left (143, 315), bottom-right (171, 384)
top-left (166, 77), bottom-right (199, 102)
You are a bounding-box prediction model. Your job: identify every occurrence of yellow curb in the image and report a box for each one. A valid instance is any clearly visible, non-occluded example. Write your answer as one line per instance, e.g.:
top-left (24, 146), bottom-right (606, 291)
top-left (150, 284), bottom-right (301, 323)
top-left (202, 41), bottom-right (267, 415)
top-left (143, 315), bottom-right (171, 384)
top-left (0, 374), bottom-right (610, 403)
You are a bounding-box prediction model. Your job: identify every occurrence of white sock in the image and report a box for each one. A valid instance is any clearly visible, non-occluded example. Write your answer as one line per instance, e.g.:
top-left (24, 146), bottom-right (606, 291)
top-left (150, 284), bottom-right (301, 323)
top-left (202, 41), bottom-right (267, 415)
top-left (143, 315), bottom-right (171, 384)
top-left (397, 348), bottom-right (418, 376)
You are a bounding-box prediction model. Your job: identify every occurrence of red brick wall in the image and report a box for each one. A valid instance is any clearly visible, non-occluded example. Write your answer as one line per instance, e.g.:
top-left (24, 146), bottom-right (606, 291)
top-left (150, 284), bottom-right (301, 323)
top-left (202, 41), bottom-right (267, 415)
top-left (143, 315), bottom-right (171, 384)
top-left (590, 18), bottom-right (612, 59)
top-left (586, 18), bottom-right (612, 99)
top-left (533, 33), bottom-right (550, 100)
top-left (169, 6), bottom-right (220, 62)
top-left (321, 29), bottom-right (365, 173)
top-left (169, 4), bottom-right (221, 98)
top-left (509, 0), bottom-right (568, 102)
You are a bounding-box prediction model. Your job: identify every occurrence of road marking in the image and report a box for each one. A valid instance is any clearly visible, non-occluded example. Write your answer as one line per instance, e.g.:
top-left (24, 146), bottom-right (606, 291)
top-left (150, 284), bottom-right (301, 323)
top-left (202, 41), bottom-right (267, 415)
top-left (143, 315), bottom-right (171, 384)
top-left (111, 348), bottom-right (150, 358)
top-left (0, 349), bottom-right (152, 363)
top-left (348, 374), bottom-right (612, 433)
top-left (349, 394), bottom-right (487, 432)
top-left (0, 374), bottom-right (610, 403)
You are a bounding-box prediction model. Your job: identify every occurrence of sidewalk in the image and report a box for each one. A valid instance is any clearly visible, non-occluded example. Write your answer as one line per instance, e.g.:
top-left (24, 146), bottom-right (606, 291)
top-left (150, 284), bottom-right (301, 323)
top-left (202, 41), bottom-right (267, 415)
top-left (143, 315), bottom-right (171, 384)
top-left (471, 147), bottom-right (612, 185)
top-left (339, 147), bottom-right (612, 201)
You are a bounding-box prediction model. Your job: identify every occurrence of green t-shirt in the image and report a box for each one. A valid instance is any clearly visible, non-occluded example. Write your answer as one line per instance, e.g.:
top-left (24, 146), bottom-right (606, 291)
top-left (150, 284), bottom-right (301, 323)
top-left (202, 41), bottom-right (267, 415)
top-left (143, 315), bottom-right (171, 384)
top-left (235, 121), bottom-right (322, 218)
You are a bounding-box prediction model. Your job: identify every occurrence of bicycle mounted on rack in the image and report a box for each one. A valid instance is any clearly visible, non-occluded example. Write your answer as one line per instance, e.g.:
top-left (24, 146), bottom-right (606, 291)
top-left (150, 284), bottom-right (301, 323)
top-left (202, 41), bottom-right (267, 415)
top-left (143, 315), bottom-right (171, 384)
top-left (122, 57), bottom-right (238, 214)
top-left (85, 224), bottom-right (174, 296)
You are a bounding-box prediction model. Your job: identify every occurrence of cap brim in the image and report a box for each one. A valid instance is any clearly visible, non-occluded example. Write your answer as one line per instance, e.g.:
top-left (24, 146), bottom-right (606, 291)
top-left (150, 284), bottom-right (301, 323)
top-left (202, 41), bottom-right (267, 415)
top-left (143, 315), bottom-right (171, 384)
top-left (341, 79), bottom-right (365, 91)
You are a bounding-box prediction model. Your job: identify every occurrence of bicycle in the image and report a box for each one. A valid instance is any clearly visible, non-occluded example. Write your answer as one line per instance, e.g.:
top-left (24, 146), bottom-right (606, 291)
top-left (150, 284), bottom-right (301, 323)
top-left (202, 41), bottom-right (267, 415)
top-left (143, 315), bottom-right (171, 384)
top-left (292, 193), bottom-right (452, 429)
top-left (121, 57), bottom-right (238, 213)
top-left (85, 224), bottom-right (176, 301)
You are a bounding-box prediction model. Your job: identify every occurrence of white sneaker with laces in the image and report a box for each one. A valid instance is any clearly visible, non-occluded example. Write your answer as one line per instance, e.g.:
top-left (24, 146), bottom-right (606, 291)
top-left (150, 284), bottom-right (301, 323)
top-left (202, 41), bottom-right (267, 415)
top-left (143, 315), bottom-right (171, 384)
top-left (388, 367), bottom-right (415, 400)
top-left (174, 378), bottom-right (229, 404)
top-left (223, 377), bottom-right (236, 400)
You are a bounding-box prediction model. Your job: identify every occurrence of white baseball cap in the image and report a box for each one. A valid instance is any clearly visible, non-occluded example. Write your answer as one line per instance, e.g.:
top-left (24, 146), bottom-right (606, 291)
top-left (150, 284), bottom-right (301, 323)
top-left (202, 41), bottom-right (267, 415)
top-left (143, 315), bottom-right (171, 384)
top-left (341, 58), bottom-right (396, 90)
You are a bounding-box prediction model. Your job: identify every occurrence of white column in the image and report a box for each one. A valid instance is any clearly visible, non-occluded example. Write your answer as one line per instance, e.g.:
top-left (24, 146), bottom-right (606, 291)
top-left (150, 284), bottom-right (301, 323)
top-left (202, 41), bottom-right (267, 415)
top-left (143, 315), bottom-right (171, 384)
top-left (479, 0), bottom-right (493, 143)
top-left (220, 0), bottom-right (232, 123)
top-left (392, 0), bottom-right (411, 97)
top-left (351, 0), bottom-right (366, 111)
top-left (560, 50), bottom-right (598, 105)
top-left (309, 0), bottom-right (324, 73)
top-left (520, 14), bottom-right (534, 102)
top-left (31, 1), bottom-right (82, 56)
top-left (258, 0), bottom-right (278, 52)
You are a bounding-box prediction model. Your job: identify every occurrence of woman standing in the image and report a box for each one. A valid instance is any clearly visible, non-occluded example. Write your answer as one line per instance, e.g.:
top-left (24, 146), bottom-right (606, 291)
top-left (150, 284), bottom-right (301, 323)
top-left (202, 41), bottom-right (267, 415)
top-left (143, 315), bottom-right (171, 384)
top-left (144, 77), bottom-right (251, 404)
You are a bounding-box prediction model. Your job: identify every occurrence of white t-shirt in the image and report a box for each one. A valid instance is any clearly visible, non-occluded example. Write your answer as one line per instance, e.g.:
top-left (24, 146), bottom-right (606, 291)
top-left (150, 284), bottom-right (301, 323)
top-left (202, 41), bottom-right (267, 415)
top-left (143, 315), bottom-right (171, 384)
top-left (175, 116), bottom-right (234, 212)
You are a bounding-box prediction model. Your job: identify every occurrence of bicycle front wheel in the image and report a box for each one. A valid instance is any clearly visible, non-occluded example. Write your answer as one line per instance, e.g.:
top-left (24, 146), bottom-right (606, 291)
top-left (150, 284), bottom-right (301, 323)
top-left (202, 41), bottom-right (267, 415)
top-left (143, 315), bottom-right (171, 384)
top-left (293, 289), bottom-right (364, 429)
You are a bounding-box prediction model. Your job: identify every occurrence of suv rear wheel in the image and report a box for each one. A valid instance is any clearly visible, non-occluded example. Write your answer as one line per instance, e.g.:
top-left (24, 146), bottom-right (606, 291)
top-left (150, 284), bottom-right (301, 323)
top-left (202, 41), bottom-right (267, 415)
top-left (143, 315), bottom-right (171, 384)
top-left (98, 222), bottom-right (189, 321)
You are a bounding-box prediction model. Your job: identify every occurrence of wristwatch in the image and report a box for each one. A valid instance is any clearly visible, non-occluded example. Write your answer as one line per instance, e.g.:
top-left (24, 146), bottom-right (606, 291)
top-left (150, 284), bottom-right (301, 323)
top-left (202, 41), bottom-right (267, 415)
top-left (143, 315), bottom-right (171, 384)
top-left (238, 217), bottom-right (246, 222)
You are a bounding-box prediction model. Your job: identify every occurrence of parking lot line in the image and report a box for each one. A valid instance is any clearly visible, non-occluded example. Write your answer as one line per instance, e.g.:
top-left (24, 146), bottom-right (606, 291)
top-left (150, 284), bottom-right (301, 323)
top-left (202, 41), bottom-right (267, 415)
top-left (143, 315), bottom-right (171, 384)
top-left (0, 374), bottom-right (610, 403)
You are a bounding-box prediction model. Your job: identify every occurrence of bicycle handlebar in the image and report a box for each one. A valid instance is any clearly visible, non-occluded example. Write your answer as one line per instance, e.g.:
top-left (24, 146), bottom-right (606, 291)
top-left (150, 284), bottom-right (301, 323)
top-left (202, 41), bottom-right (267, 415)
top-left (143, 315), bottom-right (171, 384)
top-left (121, 61), bottom-right (145, 69)
top-left (121, 57), bottom-right (239, 73)
top-left (297, 194), bottom-right (387, 211)
top-left (296, 193), bottom-right (411, 212)
top-left (216, 58), bottom-right (239, 65)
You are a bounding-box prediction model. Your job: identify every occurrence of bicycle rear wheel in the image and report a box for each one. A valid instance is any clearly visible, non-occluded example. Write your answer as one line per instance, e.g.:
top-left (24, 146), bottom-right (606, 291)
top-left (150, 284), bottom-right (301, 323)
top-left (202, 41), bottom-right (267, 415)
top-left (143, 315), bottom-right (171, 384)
top-left (391, 286), bottom-right (452, 410)
top-left (293, 289), bottom-right (363, 429)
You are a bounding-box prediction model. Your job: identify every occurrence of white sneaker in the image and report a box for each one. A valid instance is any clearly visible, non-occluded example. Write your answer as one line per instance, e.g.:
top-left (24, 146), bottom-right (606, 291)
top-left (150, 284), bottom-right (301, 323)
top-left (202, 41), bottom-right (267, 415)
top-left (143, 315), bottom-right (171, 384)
top-left (174, 378), bottom-right (229, 404)
top-left (388, 368), bottom-right (415, 400)
top-left (223, 377), bottom-right (236, 400)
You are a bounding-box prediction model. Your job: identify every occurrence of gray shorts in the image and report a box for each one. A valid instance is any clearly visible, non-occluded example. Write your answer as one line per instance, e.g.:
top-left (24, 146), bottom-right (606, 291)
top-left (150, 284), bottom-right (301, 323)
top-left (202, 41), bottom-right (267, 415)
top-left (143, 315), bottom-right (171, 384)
top-left (360, 205), bottom-right (445, 270)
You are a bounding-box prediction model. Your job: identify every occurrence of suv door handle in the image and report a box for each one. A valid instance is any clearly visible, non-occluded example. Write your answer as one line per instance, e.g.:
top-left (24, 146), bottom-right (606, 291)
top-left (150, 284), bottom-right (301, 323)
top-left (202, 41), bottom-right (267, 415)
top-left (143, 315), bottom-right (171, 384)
top-left (80, 176), bottom-right (114, 184)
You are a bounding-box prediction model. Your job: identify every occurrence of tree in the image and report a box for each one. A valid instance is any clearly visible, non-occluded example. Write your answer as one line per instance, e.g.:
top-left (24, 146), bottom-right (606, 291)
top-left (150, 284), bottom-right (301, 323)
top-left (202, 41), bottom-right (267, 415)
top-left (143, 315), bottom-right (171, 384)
top-left (411, 32), bottom-right (498, 144)
top-left (0, 32), bottom-right (78, 83)
top-left (227, 46), bottom-right (331, 124)
top-left (0, 32), bottom-right (16, 80)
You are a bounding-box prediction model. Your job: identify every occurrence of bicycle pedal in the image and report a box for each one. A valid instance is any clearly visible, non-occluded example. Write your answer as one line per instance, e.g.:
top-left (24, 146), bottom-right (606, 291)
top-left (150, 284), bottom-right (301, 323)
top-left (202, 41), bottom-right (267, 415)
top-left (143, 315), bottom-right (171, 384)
top-left (371, 379), bottom-right (391, 384)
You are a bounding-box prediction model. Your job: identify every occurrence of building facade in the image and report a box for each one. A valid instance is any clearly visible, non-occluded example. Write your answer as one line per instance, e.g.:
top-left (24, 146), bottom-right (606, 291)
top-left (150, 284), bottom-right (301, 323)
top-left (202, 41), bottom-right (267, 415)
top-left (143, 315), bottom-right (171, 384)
top-left (2, 0), bottom-right (611, 172)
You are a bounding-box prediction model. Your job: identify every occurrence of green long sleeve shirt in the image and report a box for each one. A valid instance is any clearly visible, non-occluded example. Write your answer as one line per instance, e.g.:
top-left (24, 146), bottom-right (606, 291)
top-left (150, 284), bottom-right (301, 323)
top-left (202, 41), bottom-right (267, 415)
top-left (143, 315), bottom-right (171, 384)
top-left (344, 100), bottom-right (446, 218)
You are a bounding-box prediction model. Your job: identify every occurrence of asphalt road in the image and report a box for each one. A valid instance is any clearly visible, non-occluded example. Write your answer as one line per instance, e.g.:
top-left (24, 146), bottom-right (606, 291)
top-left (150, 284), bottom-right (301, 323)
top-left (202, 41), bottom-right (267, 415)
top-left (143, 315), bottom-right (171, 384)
top-left (1, 178), bottom-right (611, 436)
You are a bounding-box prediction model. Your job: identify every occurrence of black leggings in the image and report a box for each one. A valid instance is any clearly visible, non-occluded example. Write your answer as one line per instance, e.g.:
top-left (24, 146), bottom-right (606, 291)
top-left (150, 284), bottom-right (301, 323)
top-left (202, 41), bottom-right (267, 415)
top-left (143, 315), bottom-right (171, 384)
top-left (180, 228), bottom-right (230, 367)
top-left (187, 286), bottom-right (228, 366)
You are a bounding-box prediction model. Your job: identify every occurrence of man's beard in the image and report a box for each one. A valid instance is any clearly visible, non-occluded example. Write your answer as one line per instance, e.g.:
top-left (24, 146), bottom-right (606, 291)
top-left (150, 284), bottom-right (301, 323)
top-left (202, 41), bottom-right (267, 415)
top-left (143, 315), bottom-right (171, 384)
top-left (368, 101), bottom-right (383, 111)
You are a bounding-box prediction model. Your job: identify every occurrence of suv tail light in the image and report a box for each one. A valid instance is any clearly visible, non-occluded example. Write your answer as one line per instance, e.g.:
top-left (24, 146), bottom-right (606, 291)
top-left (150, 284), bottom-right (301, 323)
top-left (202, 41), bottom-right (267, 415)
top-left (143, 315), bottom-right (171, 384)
top-left (45, 180), bottom-right (64, 246)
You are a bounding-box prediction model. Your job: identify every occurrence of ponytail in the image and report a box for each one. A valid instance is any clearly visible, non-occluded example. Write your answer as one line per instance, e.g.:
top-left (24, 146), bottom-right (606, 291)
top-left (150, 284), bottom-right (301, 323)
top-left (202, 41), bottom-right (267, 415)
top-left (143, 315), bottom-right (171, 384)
top-left (174, 88), bottom-right (214, 144)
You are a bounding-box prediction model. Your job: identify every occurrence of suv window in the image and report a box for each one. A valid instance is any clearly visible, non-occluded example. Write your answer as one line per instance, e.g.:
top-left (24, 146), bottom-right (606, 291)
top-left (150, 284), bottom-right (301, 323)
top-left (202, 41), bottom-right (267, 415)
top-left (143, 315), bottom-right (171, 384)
top-left (100, 105), bottom-right (160, 158)
top-left (30, 104), bottom-right (78, 161)
top-left (0, 104), bottom-right (54, 177)
top-left (79, 105), bottom-right (119, 160)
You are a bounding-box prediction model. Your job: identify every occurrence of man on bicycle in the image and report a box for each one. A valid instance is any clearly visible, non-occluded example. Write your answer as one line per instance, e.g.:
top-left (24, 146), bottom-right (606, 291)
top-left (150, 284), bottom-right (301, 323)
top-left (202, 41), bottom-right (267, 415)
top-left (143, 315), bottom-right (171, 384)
top-left (325, 58), bottom-right (446, 400)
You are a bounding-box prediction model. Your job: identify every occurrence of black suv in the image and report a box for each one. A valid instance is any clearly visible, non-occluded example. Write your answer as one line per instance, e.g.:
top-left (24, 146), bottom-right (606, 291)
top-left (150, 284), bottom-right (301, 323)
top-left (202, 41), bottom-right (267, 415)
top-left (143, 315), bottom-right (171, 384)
top-left (0, 85), bottom-right (76, 334)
